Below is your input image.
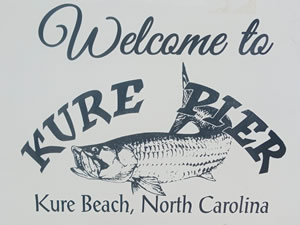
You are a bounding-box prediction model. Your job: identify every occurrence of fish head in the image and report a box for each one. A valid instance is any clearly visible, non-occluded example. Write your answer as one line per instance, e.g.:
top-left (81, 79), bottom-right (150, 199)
top-left (71, 145), bottom-right (137, 182)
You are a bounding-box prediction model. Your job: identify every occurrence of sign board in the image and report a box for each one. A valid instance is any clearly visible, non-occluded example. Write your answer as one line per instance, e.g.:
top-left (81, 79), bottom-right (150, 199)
top-left (1, 1), bottom-right (299, 224)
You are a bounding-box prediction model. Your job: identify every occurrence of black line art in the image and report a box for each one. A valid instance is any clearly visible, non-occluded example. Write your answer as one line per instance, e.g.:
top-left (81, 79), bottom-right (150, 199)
top-left (71, 64), bottom-right (232, 196)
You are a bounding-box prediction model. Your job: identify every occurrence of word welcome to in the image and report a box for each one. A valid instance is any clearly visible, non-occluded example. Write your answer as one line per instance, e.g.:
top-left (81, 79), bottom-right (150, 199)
top-left (39, 4), bottom-right (273, 60)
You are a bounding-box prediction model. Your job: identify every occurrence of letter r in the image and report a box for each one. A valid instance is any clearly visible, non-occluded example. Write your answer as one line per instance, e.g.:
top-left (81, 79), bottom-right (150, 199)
top-left (178, 83), bottom-right (219, 116)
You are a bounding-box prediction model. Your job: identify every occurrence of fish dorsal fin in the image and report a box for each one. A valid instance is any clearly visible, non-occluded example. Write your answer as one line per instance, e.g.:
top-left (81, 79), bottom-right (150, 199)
top-left (182, 63), bottom-right (192, 108)
top-left (200, 172), bottom-right (216, 182)
top-left (169, 113), bottom-right (190, 134)
top-left (182, 62), bottom-right (189, 88)
top-left (169, 63), bottom-right (193, 134)
top-left (131, 177), bottom-right (166, 196)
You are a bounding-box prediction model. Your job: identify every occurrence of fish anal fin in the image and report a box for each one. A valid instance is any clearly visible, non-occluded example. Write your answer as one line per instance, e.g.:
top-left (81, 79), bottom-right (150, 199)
top-left (132, 177), bottom-right (166, 196)
top-left (200, 172), bottom-right (216, 182)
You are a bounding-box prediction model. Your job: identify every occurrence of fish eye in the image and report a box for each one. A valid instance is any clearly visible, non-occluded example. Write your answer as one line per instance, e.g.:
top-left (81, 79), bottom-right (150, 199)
top-left (91, 147), bottom-right (100, 154)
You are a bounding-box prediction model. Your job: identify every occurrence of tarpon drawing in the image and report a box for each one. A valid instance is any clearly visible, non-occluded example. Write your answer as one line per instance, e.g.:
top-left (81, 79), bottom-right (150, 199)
top-left (71, 64), bottom-right (233, 196)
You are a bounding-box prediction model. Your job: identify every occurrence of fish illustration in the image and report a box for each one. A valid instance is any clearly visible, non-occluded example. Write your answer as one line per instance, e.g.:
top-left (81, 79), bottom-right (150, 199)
top-left (71, 64), bottom-right (232, 196)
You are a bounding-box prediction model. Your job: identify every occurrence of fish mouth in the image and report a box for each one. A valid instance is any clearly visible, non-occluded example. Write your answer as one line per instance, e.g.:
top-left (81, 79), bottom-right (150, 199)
top-left (71, 146), bottom-right (101, 179)
top-left (71, 146), bottom-right (83, 169)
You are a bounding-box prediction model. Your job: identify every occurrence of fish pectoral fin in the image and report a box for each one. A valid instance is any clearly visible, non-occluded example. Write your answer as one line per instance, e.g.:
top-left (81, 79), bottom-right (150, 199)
top-left (200, 172), bottom-right (216, 182)
top-left (131, 177), bottom-right (166, 196)
top-left (131, 181), bottom-right (140, 194)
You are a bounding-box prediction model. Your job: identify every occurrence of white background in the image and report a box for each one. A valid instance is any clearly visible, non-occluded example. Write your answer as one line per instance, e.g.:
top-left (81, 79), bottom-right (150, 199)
top-left (1, 0), bottom-right (299, 224)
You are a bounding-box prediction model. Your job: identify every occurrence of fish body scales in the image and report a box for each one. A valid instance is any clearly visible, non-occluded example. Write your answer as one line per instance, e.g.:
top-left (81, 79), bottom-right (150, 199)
top-left (129, 134), bottom-right (232, 183)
